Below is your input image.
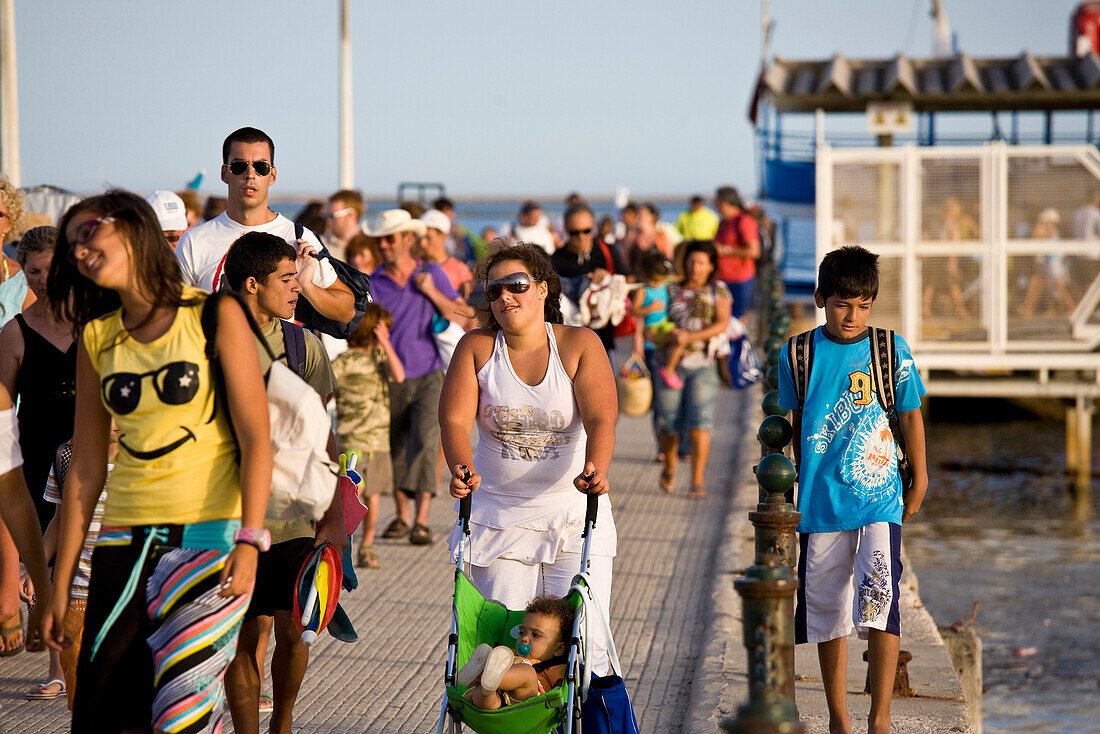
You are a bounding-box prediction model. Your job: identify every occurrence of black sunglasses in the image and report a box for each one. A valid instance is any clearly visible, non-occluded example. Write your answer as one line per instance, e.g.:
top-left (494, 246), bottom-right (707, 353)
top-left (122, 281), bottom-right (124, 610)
top-left (485, 273), bottom-right (538, 302)
top-left (101, 362), bottom-right (200, 415)
top-left (567, 227), bottom-right (593, 237)
top-left (227, 159), bottom-right (272, 176)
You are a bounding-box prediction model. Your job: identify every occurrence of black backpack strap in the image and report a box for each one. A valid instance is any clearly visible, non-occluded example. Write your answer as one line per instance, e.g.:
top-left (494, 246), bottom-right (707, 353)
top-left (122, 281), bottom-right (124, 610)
top-left (532, 654), bottom-right (569, 673)
top-left (788, 328), bottom-right (815, 409)
top-left (868, 326), bottom-right (913, 491)
top-left (281, 320), bottom-right (307, 379)
top-left (868, 326), bottom-right (897, 413)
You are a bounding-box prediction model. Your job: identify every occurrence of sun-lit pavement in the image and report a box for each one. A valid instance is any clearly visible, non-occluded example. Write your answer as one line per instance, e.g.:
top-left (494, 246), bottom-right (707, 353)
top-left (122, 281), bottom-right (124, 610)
top-left (0, 387), bottom-right (757, 733)
top-left (0, 383), bottom-right (970, 733)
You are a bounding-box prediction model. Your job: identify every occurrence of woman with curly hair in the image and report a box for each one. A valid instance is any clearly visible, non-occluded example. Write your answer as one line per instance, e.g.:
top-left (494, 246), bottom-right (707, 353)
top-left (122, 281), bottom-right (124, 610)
top-left (0, 177), bottom-right (34, 326)
top-left (439, 242), bottom-right (619, 673)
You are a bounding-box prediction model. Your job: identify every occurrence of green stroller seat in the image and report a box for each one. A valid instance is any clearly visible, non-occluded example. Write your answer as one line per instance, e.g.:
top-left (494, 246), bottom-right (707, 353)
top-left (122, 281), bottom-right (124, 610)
top-left (442, 572), bottom-right (583, 734)
top-left (436, 490), bottom-right (620, 734)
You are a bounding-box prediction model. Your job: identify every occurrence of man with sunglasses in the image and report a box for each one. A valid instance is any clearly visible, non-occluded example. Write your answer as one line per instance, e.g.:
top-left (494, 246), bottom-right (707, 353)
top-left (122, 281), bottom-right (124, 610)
top-left (365, 209), bottom-right (474, 546)
top-left (551, 203), bottom-right (627, 354)
top-left (175, 127), bottom-right (355, 325)
top-left (323, 189), bottom-right (366, 262)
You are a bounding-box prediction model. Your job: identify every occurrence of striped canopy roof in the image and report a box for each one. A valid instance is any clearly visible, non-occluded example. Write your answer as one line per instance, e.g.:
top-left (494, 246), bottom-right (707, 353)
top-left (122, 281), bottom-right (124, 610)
top-left (758, 52), bottom-right (1100, 113)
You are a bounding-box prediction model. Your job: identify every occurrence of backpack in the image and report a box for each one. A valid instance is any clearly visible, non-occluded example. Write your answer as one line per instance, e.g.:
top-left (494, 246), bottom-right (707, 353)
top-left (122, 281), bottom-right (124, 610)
top-left (788, 326), bottom-right (913, 495)
top-left (201, 291), bottom-right (338, 522)
top-left (281, 320), bottom-right (307, 379)
top-left (292, 222), bottom-right (373, 340)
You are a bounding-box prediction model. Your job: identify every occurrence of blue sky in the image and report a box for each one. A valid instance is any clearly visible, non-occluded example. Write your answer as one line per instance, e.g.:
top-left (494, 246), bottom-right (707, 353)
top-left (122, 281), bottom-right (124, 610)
top-left (11, 0), bottom-right (1083, 201)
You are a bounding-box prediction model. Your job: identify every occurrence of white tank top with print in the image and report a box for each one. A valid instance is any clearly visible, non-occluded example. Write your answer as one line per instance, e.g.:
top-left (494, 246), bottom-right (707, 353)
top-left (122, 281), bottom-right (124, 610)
top-left (449, 323), bottom-right (616, 566)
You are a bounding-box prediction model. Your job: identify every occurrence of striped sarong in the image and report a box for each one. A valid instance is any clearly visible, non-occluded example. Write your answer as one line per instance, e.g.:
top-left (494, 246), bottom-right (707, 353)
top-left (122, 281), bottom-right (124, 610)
top-left (74, 525), bottom-right (251, 734)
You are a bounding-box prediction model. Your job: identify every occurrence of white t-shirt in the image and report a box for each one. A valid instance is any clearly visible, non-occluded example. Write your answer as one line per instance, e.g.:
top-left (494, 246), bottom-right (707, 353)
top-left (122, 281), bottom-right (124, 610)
top-left (176, 211), bottom-right (338, 292)
top-left (502, 222), bottom-right (556, 255)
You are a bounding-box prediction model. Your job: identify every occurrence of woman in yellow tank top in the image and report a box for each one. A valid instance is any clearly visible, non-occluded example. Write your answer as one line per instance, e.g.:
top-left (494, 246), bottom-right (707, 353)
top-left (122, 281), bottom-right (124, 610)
top-left (38, 190), bottom-right (272, 734)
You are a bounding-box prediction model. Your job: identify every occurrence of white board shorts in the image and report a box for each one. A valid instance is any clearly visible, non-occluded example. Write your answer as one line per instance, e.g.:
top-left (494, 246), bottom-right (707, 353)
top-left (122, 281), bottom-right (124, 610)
top-left (795, 521), bottom-right (902, 644)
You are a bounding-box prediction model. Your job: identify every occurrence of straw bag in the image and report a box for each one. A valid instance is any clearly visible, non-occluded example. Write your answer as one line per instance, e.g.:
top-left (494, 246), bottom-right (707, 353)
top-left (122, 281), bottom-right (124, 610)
top-left (616, 355), bottom-right (652, 417)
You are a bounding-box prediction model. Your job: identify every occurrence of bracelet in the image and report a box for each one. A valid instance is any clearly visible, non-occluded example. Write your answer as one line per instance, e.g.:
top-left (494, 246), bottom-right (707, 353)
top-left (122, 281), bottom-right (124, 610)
top-left (233, 527), bottom-right (271, 552)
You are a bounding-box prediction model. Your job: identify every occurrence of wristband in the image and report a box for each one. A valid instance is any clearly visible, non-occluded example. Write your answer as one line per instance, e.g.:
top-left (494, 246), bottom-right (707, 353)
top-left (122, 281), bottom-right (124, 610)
top-left (233, 527), bottom-right (271, 552)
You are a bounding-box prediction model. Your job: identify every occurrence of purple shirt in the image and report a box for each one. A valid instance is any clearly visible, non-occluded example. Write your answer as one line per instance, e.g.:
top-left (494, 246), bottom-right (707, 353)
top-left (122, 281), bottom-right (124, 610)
top-left (370, 261), bottom-right (460, 379)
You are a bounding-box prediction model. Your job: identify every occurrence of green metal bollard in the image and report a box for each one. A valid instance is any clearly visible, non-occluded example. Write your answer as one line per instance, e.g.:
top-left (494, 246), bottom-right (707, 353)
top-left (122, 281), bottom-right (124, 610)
top-left (752, 453), bottom-right (801, 566)
top-left (765, 347), bottom-right (783, 371)
top-left (723, 564), bottom-right (804, 733)
top-left (762, 365), bottom-right (780, 391)
top-left (757, 414), bottom-right (793, 454)
top-left (761, 391), bottom-right (788, 418)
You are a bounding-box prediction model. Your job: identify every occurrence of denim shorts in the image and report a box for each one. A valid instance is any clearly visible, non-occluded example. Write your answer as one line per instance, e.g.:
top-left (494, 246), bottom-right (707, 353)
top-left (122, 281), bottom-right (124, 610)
top-left (647, 350), bottom-right (720, 434)
top-left (723, 278), bottom-right (756, 319)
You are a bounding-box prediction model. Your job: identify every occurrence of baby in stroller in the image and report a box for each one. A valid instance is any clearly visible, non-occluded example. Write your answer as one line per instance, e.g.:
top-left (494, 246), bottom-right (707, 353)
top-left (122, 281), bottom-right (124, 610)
top-left (456, 596), bottom-right (574, 710)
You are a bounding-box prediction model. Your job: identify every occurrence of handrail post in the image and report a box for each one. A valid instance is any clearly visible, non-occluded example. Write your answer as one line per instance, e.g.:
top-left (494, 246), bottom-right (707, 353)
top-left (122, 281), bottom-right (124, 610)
top-left (725, 265), bottom-right (804, 733)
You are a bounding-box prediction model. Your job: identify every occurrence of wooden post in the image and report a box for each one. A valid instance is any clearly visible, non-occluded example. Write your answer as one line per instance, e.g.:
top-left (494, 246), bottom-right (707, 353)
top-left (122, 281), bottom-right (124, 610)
top-left (1071, 396), bottom-right (1093, 521)
top-left (1066, 404), bottom-right (1078, 479)
top-left (0, 0), bottom-right (21, 186)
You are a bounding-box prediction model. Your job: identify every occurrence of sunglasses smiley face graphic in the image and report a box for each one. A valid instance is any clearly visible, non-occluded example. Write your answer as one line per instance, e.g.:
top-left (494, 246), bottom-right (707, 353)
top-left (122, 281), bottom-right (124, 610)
top-left (102, 361), bottom-right (202, 460)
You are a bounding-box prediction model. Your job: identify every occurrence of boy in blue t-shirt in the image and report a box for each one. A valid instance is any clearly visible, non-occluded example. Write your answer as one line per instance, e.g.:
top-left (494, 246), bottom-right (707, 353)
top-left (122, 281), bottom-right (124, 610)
top-left (778, 245), bottom-right (928, 734)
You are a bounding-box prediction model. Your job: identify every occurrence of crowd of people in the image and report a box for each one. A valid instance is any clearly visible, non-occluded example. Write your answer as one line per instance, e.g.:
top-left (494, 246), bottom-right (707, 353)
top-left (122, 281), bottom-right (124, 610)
top-left (0, 125), bottom-right (769, 733)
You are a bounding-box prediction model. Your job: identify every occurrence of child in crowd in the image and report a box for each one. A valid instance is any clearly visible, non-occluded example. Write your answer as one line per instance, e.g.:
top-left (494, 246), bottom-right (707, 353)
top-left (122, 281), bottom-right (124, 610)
top-left (457, 596), bottom-right (574, 710)
top-left (27, 428), bottom-right (116, 707)
top-left (331, 303), bottom-right (405, 569)
top-left (631, 249), bottom-right (683, 389)
top-left (778, 245), bottom-right (928, 734)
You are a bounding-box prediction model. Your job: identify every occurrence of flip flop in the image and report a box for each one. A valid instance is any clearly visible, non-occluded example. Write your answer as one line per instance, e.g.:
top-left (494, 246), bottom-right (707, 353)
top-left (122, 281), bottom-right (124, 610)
top-left (660, 470), bottom-right (675, 493)
top-left (258, 694), bottom-right (273, 712)
top-left (0, 610), bottom-right (23, 657)
top-left (25, 678), bottom-right (65, 700)
top-left (689, 485), bottom-right (707, 499)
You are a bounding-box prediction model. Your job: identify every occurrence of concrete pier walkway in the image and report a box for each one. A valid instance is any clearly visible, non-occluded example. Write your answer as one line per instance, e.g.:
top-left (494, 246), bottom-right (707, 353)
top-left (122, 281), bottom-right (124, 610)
top-left (0, 386), bottom-right (972, 733)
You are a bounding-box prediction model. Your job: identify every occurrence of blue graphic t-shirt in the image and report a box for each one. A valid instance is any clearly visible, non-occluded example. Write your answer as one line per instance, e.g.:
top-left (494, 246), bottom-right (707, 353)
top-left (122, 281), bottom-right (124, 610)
top-left (778, 326), bottom-right (925, 533)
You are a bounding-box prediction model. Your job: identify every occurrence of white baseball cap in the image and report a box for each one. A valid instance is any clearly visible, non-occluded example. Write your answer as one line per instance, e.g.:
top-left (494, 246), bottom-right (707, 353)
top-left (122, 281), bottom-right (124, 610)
top-left (419, 208), bottom-right (451, 235)
top-left (145, 190), bottom-right (188, 231)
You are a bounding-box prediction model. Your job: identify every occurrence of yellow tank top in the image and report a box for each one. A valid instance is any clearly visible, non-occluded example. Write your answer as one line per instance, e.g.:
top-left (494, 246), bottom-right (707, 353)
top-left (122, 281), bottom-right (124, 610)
top-left (82, 287), bottom-right (242, 526)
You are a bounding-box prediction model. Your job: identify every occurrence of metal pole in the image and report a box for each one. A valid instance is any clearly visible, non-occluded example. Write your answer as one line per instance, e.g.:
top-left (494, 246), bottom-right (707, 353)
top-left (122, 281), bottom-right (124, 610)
top-left (338, 0), bottom-right (354, 189)
top-left (0, 0), bottom-right (21, 187)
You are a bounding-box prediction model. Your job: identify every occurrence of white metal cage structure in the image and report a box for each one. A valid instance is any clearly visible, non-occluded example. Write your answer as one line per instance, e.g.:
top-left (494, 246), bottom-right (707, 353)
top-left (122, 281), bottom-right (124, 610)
top-left (816, 142), bottom-right (1100, 397)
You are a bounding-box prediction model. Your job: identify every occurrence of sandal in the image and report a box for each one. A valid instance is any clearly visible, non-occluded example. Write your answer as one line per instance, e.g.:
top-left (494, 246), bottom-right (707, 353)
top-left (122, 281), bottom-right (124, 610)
top-left (381, 518), bottom-right (410, 539)
top-left (0, 611), bottom-right (22, 657)
top-left (356, 545), bottom-right (380, 568)
top-left (25, 678), bottom-right (66, 700)
top-left (689, 485), bottom-right (707, 499)
top-left (258, 693), bottom-right (273, 712)
top-left (409, 523), bottom-right (434, 546)
top-left (456, 643), bottom-right (493, 687)
top-left (659, 470), bottom-right (675, 493)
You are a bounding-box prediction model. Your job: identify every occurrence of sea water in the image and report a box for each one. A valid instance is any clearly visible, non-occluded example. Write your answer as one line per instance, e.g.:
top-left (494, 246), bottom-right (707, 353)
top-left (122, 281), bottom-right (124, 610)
top-left (906, 399), bottom-right (1100, 733)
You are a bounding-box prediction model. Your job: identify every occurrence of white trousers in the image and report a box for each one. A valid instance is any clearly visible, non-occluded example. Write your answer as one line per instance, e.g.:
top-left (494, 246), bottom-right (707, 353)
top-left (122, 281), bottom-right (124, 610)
top-left (469, 552), bottom-right (614, 675)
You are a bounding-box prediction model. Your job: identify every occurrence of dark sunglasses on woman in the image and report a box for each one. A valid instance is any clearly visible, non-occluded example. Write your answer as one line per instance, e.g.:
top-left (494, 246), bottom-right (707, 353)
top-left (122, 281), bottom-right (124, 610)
top-left (227, 159), bottom-right (272, 176)
top-left (485, 273), bottom-right (539, 302)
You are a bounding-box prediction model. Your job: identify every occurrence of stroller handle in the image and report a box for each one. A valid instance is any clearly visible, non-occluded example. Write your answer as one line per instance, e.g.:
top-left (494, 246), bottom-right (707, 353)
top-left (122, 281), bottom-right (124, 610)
top-left (582, 472), bottom-right (598, 538)
top-left (458, 466), bottom-right (472, 536)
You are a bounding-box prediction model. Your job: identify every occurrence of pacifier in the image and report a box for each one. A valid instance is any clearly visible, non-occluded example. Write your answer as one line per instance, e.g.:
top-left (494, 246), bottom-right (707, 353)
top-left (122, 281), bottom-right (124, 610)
top-left (516, 642), bottom-right (532, 657)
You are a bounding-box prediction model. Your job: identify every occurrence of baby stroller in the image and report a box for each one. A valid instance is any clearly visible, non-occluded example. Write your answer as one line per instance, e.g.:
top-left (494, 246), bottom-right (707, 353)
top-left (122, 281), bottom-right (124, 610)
top-left (435, 490), bottom-right (626, 734)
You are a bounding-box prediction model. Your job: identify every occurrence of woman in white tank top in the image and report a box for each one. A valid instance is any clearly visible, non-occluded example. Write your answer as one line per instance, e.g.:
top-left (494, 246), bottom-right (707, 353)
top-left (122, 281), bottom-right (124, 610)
top-left (440, 243), bottom-right (618, 671)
